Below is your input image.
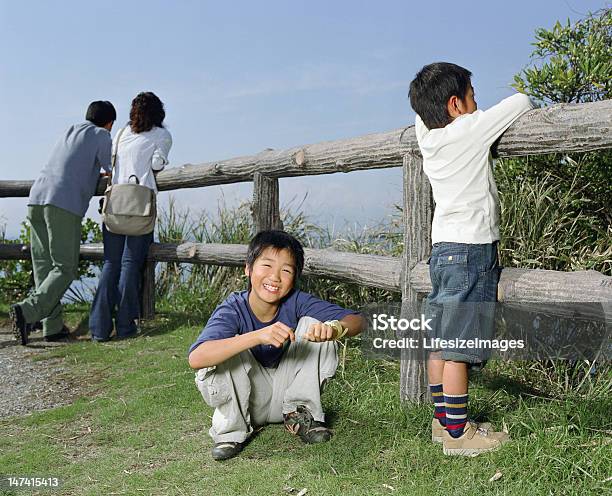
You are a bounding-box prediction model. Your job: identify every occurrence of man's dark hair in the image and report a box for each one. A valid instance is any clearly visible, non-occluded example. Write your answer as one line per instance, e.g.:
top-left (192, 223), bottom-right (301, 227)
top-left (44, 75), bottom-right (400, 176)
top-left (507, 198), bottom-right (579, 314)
top-left (409, 62), bottom-right (472, 129)
top-left (85, 101), bottom-right (116, 127)
top-left (129, 91), bottom-right (166, 133)
top-left (246, 230), bottom-right (305, 278)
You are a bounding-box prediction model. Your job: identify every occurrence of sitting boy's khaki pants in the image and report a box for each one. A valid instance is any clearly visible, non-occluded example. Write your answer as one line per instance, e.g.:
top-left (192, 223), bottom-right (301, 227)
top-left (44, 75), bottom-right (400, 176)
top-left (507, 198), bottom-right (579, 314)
top-left (195, 316), bottom-right (338, 444)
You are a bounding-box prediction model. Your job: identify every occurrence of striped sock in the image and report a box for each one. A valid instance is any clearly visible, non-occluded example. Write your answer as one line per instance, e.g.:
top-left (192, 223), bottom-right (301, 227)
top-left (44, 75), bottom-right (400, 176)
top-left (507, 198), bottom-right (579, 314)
top-left (429, 383), bottom-right (446, 426)
top-left (445, 393), bottom-right (468, 438)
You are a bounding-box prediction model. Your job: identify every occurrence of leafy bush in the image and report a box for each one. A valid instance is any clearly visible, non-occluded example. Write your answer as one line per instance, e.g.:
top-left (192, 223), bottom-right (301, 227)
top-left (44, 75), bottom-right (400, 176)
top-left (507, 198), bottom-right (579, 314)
top-left (154, 196), bottom-right (402, 320)
top-left (496, 156), bottom-right (612, 275)
top-left (0, 217), bottom-right (102, 302)
top-left (509, 8), bottom-right (612, 231)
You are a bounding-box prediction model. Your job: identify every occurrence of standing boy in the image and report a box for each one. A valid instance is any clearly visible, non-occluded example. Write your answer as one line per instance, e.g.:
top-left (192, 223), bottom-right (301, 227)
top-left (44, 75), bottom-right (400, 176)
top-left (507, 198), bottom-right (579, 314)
top-left (409, 62), bottom-right (533, 455)
top-left (188, 230), bottom-right (365, 461)
top-left (10, 101), bottom-right (116, 344)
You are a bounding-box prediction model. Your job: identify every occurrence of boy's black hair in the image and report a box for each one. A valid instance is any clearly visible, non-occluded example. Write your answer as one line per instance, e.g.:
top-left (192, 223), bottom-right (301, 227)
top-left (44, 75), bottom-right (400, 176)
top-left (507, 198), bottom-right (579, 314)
top-left (409, 62), bottom-right (472, 130)
top-left (246, 230), bottom-right (305, 278)
top-left (85, 101), bottom-right (116, 127)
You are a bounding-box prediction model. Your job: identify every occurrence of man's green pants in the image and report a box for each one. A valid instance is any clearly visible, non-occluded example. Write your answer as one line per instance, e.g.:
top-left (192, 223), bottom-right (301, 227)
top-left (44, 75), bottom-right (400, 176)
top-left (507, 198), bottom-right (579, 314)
top-left (18, 205), bottom-right (81, 337)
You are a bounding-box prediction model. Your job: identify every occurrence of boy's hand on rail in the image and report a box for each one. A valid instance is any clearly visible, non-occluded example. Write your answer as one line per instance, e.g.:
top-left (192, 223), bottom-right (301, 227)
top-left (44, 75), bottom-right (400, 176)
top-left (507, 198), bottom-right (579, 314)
top-left (256, 322), bottom-right (295, 348)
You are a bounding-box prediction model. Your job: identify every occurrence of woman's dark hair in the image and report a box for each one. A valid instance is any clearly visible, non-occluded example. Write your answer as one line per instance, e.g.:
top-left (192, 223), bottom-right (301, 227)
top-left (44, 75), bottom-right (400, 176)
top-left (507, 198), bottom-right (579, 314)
top-left (129, 92), bottom-right (166, 133)
top-left (409, 62), bottom-right (472, 129)
top-left (85, 100), bottom-right (116, 127)
top-left (246, 230), bottom-right (305, 279)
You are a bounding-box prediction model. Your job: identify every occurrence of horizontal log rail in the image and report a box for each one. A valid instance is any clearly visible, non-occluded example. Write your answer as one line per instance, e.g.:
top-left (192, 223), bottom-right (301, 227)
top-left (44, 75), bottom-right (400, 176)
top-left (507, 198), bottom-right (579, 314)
top-left (2, 242), bottom-right (611, 304)
top-left (1, 100), bottom-right (610, 198)
top-left (3, 97), bottom-right (611, 405)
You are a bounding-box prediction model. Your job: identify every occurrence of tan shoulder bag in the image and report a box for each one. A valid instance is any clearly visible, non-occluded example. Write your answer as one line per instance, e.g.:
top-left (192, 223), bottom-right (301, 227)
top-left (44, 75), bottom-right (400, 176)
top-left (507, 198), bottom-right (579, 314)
top-left (101, 127), bottom-right (156, 236)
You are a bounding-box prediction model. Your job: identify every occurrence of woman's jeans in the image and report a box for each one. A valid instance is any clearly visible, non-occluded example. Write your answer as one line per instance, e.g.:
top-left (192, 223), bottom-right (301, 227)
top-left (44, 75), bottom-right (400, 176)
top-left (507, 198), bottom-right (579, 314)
top-left (89, 225), bottom-right (153, 339)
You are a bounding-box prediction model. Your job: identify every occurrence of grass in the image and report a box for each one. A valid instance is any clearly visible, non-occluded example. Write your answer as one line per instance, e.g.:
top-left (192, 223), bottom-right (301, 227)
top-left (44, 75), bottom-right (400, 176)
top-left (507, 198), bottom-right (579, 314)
top-left (1, 180), bottom-right (610, 495)
top-left (1, 304), bottom-right (610, 496)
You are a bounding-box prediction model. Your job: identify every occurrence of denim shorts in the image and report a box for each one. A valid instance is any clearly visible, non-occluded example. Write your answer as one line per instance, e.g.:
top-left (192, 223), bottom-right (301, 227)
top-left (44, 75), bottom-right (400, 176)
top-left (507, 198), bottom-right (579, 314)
top-left (425, 241), bottom-right (501, 364)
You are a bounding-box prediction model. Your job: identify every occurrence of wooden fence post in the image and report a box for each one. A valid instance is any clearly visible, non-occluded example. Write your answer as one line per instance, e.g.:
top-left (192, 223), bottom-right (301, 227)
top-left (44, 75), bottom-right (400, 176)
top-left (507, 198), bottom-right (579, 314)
top-left (400, 152), bottom-right (433, 403)
top-left (141, 260), bottom-right (156, 320)
top-left (252, 172), bottom-right (283, 233)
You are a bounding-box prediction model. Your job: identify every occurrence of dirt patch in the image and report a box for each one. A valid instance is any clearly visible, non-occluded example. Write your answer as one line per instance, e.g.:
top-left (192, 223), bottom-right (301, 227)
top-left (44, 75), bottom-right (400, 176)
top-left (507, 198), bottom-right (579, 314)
top-left (0, 325), bottom-right (87, 418)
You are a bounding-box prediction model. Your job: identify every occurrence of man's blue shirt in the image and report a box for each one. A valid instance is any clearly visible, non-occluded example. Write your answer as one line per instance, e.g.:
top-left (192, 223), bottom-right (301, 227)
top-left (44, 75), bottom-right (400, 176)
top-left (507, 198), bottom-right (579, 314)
top-left (28, 122), bottom-right (112, 217)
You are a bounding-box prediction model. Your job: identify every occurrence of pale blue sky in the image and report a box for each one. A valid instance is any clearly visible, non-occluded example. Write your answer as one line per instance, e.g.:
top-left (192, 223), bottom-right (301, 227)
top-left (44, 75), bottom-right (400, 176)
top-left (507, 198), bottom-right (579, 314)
top-left (0, 0), bottom-right (607, 237)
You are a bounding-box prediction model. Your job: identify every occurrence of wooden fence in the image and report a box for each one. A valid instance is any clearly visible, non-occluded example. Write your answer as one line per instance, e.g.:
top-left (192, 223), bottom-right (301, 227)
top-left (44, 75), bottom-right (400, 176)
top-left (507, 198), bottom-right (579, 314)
top-left (1, 99), bottom-right (611, 402)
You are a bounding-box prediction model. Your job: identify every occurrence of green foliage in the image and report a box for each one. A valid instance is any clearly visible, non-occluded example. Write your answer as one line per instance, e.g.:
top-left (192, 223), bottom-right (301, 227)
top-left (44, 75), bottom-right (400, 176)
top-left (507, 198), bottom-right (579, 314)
top-left (512, 8), bottom-right (611, 104)
top-left (155, 196), bottom-right (401, 320)
top-left (0, 217), bottom-right (102, 302)
top-left (0, 222), bottom-right (33, 301)
top-left (0, 306), bottom-right (609, 495)
top-left (496, 157), bottom-right (612, 275)
top-left (504, 8), bottom-right (612, 261)
top-left (155, 197), bottom-right (252, 320)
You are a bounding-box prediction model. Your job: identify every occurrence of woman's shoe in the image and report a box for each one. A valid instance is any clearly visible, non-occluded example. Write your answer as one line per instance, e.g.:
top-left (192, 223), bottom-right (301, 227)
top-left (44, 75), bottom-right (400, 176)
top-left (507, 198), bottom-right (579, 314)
top-left (44, 326), bottom-right (73, 342)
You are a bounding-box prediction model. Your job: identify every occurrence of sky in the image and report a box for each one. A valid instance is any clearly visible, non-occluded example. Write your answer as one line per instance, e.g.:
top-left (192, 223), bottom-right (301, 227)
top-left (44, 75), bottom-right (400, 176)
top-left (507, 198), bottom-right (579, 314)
top-left (0, 0), bottom-right (608, 238)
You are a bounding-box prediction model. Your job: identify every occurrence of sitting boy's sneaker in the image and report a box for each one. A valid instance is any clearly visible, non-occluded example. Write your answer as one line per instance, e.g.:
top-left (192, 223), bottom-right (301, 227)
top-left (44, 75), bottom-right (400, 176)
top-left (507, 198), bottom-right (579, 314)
top-left (432, 418), bottom-right (493, 443)
top-left (211, 441), bottom-right (243, 461)
top-left (9, 304), bottom-right (28, 346)
top-left (442, 422), bottom-right (510, 456)
top-left (284, 405), bottom-right (332, 444)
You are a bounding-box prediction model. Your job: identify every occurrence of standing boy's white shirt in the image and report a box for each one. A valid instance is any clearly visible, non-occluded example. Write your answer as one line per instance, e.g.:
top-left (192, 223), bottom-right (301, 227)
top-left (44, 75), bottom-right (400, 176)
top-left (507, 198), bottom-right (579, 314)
top-left (111, 125), bottom-right (172, 192)
top-left (415, 93), bottom-right (534, 245)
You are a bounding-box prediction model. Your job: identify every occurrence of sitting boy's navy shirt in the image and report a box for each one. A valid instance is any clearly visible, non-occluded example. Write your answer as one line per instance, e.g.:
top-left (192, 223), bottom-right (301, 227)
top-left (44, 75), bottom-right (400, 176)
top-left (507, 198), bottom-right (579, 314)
top-left (189, 289), bottom-right (359, 368)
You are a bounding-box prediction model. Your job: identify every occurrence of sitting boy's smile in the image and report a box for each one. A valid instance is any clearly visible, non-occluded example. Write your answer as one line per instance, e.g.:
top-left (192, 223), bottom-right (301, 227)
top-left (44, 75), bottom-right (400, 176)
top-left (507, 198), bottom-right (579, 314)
top-left (246, 247), bottom-right (296, 320)
top-left (263, 283), bottom-right (280, 294)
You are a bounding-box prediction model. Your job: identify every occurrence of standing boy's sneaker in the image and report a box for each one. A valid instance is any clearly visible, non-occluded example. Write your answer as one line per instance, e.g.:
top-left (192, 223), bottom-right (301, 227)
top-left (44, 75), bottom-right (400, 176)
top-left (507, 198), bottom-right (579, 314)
top-left (442, 422), bottom-right (510, 456)
top-left (9, 304), bottom-right (28, 345)
top-left (432, 418), bottom-right (493, 443)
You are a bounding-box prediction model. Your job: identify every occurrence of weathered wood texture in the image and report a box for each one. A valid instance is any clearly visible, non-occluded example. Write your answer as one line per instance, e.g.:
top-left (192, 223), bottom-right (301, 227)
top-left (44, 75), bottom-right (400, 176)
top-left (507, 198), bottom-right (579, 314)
top-left (1, 100), bottom-right (610, 198)
top-left (141, 261), bottom-right (156, 320)
top-left (400, 154), bottom-right (432, 404)
top-left (150, 243), bottom-right (402, 291)
top-left (251, 173), bottom-right (283, 233)
top-left (408, 262), bottom-right (612, 303)
top-left (2, 243), bottom-right (611, 303)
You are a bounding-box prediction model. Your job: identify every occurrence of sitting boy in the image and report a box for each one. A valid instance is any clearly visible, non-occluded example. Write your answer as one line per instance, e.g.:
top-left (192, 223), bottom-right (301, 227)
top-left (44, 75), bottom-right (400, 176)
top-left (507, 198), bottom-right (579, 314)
top-left (409, 62), bottom-right (534, 455)
top-left (188, 230), bottom-right (365, 461)
top-left (10, 101), bottom-right (115, 344)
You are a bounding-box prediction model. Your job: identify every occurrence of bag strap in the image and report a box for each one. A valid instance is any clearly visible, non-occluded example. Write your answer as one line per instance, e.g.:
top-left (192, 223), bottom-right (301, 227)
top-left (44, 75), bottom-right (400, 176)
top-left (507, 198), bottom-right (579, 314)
top-left (107, 126), bottom-right (128, 188)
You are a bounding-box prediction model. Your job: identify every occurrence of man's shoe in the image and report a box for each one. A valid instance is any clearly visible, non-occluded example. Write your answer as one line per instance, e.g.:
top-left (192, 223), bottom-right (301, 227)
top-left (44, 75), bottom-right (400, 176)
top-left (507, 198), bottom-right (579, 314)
top-left (44, 326), bottom-right (73, 342)
top-left (284, 405), bottom-right (332, 444)
top-left (211, 442), bottom-right (243, 461)
top-left (432, 418), bottom-right (492, 443)
top-left (9, 304), bottom-right (28, 345)
top-left (442, 422), bottom-right (510, 456)
top-left (26, 321), bottom-right (42, 333)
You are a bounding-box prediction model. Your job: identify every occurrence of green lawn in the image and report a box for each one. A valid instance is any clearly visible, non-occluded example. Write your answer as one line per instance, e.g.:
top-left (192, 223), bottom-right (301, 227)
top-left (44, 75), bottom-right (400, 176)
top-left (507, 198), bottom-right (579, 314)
top-left (1, 304), bottom-right (610, 496)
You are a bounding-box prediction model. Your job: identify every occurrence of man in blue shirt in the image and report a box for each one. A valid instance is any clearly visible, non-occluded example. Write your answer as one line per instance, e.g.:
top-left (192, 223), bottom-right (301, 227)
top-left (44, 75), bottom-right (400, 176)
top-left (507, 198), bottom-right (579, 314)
top-left (188, 230), bottom-right (365, 461)
top-left (10, 101), bottom-right (116, 345)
